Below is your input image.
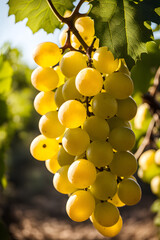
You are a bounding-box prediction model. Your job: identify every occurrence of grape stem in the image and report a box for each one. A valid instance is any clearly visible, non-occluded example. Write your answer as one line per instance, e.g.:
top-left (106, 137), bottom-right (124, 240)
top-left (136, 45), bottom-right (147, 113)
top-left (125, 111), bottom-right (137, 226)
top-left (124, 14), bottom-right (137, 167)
top-left (46, 0), bottom-right (89, 51)
top-left (135, 113), bottom-right (158, 159)
top-left (135, 66), bottom-right (160, 159)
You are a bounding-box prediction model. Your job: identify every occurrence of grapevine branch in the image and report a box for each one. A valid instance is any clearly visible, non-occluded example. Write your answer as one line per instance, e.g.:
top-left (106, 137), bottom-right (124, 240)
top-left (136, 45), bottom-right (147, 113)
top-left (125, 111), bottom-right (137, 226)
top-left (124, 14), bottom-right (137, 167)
top-left (135, 66), bottom-right (160, 160)
top-left (46, 0), bottom-right (89, 51)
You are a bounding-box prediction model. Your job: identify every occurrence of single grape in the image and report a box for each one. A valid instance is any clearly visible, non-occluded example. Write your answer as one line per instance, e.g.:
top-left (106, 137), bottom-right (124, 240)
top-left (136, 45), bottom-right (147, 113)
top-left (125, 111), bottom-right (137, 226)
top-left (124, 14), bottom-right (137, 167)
top-left (66, 190), bottom-right (95, 222)
top-left (57, 146), bottom-right (75, 166)
top-left (62, 128), bottom-right (90, 156)
top-left (75, 16), bottom-right (95, 39)
top-left (117, 96), bottom-right (137, 121)
top-left (31, 66), bottom-right (59, 92)
top-left (45, 154), bottom-right (61, 174)
top-left (30, 134), bottom-right (59, 161)
top-left (94, 202), bottom-right (119, 227)
top-left (108, 191), bottom-right (125, 207)
top-left (60, 51), bottom-right (87, 78)
top-left (62, 78), bottom-right (82, 101)
top-left (109, 151), bottom-right (137, 177)
top-left (68, 159), bottom-right (96, 188)
top-left (91, 213), bottom-right (123, 238)
top-left (83, 116), bottom-right (110, 141)
top-left (54, 66), bottom-right (65, 87)
top-left (93, 47), bottom-right (119, 74)
top-left (107, 116), bottom-right (131, 131)
top-left (109, 127), bottom-right (135, 151)
top-left (53, 165), bottom-right (77, 194)
top-left (104, 72), bottom-right (134, 99)
top-left (54, 84), bottom-right (65, 108)
top-left (33, 42), bottom-right (61, 67)
top-left (139, 149), bottom-right (155, 170)
top-left (34, 91), bottom-right (57, 115)
top-left (39, 111), bottom-right (65, 138)
top-left (116, 59), bottom-right (130, 76)
top-left (86, 141), bottom-right (113, 167)
top-left (118, 178), bottom-right (142, 205)
top-left (90, 171), bottom-right (117, 200)
top-left (155, 149), bottom-right (160, 165)
top-left (75, 67), bottom-right (103, 96)
top-left (59, 28), bottom-right (68, 47)
top-left (150, 175), bottom-right (160, 197)
top-left (134, 103), bottom-right (149, 129)
top-left (91, 92), bottom-right (117, 119)
top-left (58, 100), bottom-right (86, 128)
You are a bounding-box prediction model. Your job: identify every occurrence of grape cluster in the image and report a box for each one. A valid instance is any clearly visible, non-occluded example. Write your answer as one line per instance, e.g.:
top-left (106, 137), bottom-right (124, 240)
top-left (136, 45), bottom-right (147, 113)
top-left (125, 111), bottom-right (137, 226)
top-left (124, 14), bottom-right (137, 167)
top-left (138, 149), bottom-right (160, 197)
top-left (30, 16), bottom-right (141, 238)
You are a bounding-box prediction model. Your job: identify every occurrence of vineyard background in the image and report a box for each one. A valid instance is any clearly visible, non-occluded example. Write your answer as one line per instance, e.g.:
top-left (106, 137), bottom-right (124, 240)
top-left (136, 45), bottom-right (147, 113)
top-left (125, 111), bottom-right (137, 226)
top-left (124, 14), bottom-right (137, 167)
top-left (1, 0), bottom-right (160, 239)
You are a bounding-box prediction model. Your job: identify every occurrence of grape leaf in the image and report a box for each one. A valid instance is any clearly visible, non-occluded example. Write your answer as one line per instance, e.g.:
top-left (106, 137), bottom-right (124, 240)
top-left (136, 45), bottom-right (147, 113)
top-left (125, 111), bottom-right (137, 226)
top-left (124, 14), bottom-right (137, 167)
top-left (8, 0), bottom-right (74, 34)
top-left (90, 0), bottom-right (160, 68)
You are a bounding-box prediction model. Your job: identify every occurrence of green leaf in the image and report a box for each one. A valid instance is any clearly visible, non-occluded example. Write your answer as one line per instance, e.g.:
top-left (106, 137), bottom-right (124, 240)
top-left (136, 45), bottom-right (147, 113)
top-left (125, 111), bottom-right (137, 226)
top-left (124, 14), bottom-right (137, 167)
top-left (90, 0), bottom-right (160, 68)
top-left (0, 61), bottom-right (13, 94)
top-left (8, 0), bottom-right (74, 34)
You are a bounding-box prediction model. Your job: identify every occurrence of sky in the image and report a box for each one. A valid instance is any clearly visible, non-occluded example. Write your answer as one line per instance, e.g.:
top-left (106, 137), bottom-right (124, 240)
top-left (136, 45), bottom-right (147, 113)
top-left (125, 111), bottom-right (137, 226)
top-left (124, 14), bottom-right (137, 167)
top-left (0, 0), bottom-right (160, 69)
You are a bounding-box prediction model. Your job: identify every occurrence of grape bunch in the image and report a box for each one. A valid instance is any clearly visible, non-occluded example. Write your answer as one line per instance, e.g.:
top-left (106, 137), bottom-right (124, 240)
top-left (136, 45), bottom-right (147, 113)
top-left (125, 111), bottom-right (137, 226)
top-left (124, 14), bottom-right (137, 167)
top-left (30, 16), bottom-right (141, 238)
top-left (138, 149), bottom-right (160, 197)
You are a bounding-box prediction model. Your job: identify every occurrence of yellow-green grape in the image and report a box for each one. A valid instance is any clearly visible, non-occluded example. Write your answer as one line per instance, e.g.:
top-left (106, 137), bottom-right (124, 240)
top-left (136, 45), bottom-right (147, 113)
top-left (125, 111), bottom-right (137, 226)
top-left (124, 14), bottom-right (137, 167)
top-left (93, 47), bottom-right (119, 74)
top-left (94, 202), bottom-right (119, 227)
top-left (134, 103), bottom-right (149, 129)
top-left (109, 151), bottom-right (137, 177)
top-left (66, 190), bottom-right (95, 222)
top-left (34, 91), bottom-right (57, 115)
top-left (33, 42), bottom-right (62, 67)
top-left (59, 28), bottom-right (68, 47)
top-left (108, 191), bottom-right (125, 207)
top-left (39, 111), bottom-right (65, 138)
top-left (31, 67), bottom-right (59, 92)
top-left (91, 92), bottom-right (117, 119)
top-left (117, 97), bottom-right (137, 121)
top-left (71, 16), bottom-right (95, 49)
top-left (83, 116), bottom-right (110, 141)
top-left (150, 175), bottom-right (160, 197)
top-left (155, 149), bottom-right (160, 165)
top-left (118, 178), bottom-right (142, 205)
top-left (75, 16), bottom-right (95, 39)
top-left (45, 154), bottom-right (61, 174)
top-left (62, 78), bottom-right (82, 101)
top-left (54, 84), bottom-right (65, 108)
top-left (107, 116), bottom-right (131, 131)
top-left (68, 159), bottom-right (96, 188)
top-left (54, 66), bottom-right (65, 87)
top-left (75, 67), bottom-right (103, 96)
top-left (104, 72), bottom-right (134, 99)
top-left (30, 134), bottom-right (59, 161)
top-left (91, 213), bottom-right (123, 238)
top-left (109, 127), bottom-right (135, 151)
top-left (62, 128), bottom-right (90, 156)
top-left (139, 149), bottom-right (155, 171)
top-left (58, 100), bottom-right (86, 128)
top-left (86, 141), bottom-right (113, 167)
top-left (53, 165), bottom-right (77, 194)
top-left (90, 171), bottom-right (117, 200)
top-left (57, 146), bottom-right (75, 166)
top-left (116, 59), bottom-right (130, 76)
top-left (60, 51), bottom-right (87, 78)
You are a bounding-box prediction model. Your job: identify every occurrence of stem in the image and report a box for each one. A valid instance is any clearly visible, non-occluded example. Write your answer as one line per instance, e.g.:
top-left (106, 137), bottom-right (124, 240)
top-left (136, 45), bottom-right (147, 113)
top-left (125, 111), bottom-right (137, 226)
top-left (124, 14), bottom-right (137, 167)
top-left (46, 0), bottom-right (64, 22)
top-left (135, 113), bottom-right (159, 159)
top-left (149, 66), bottom-right (160, 97)
top-left (46, 0), bottom-right (89, 51)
